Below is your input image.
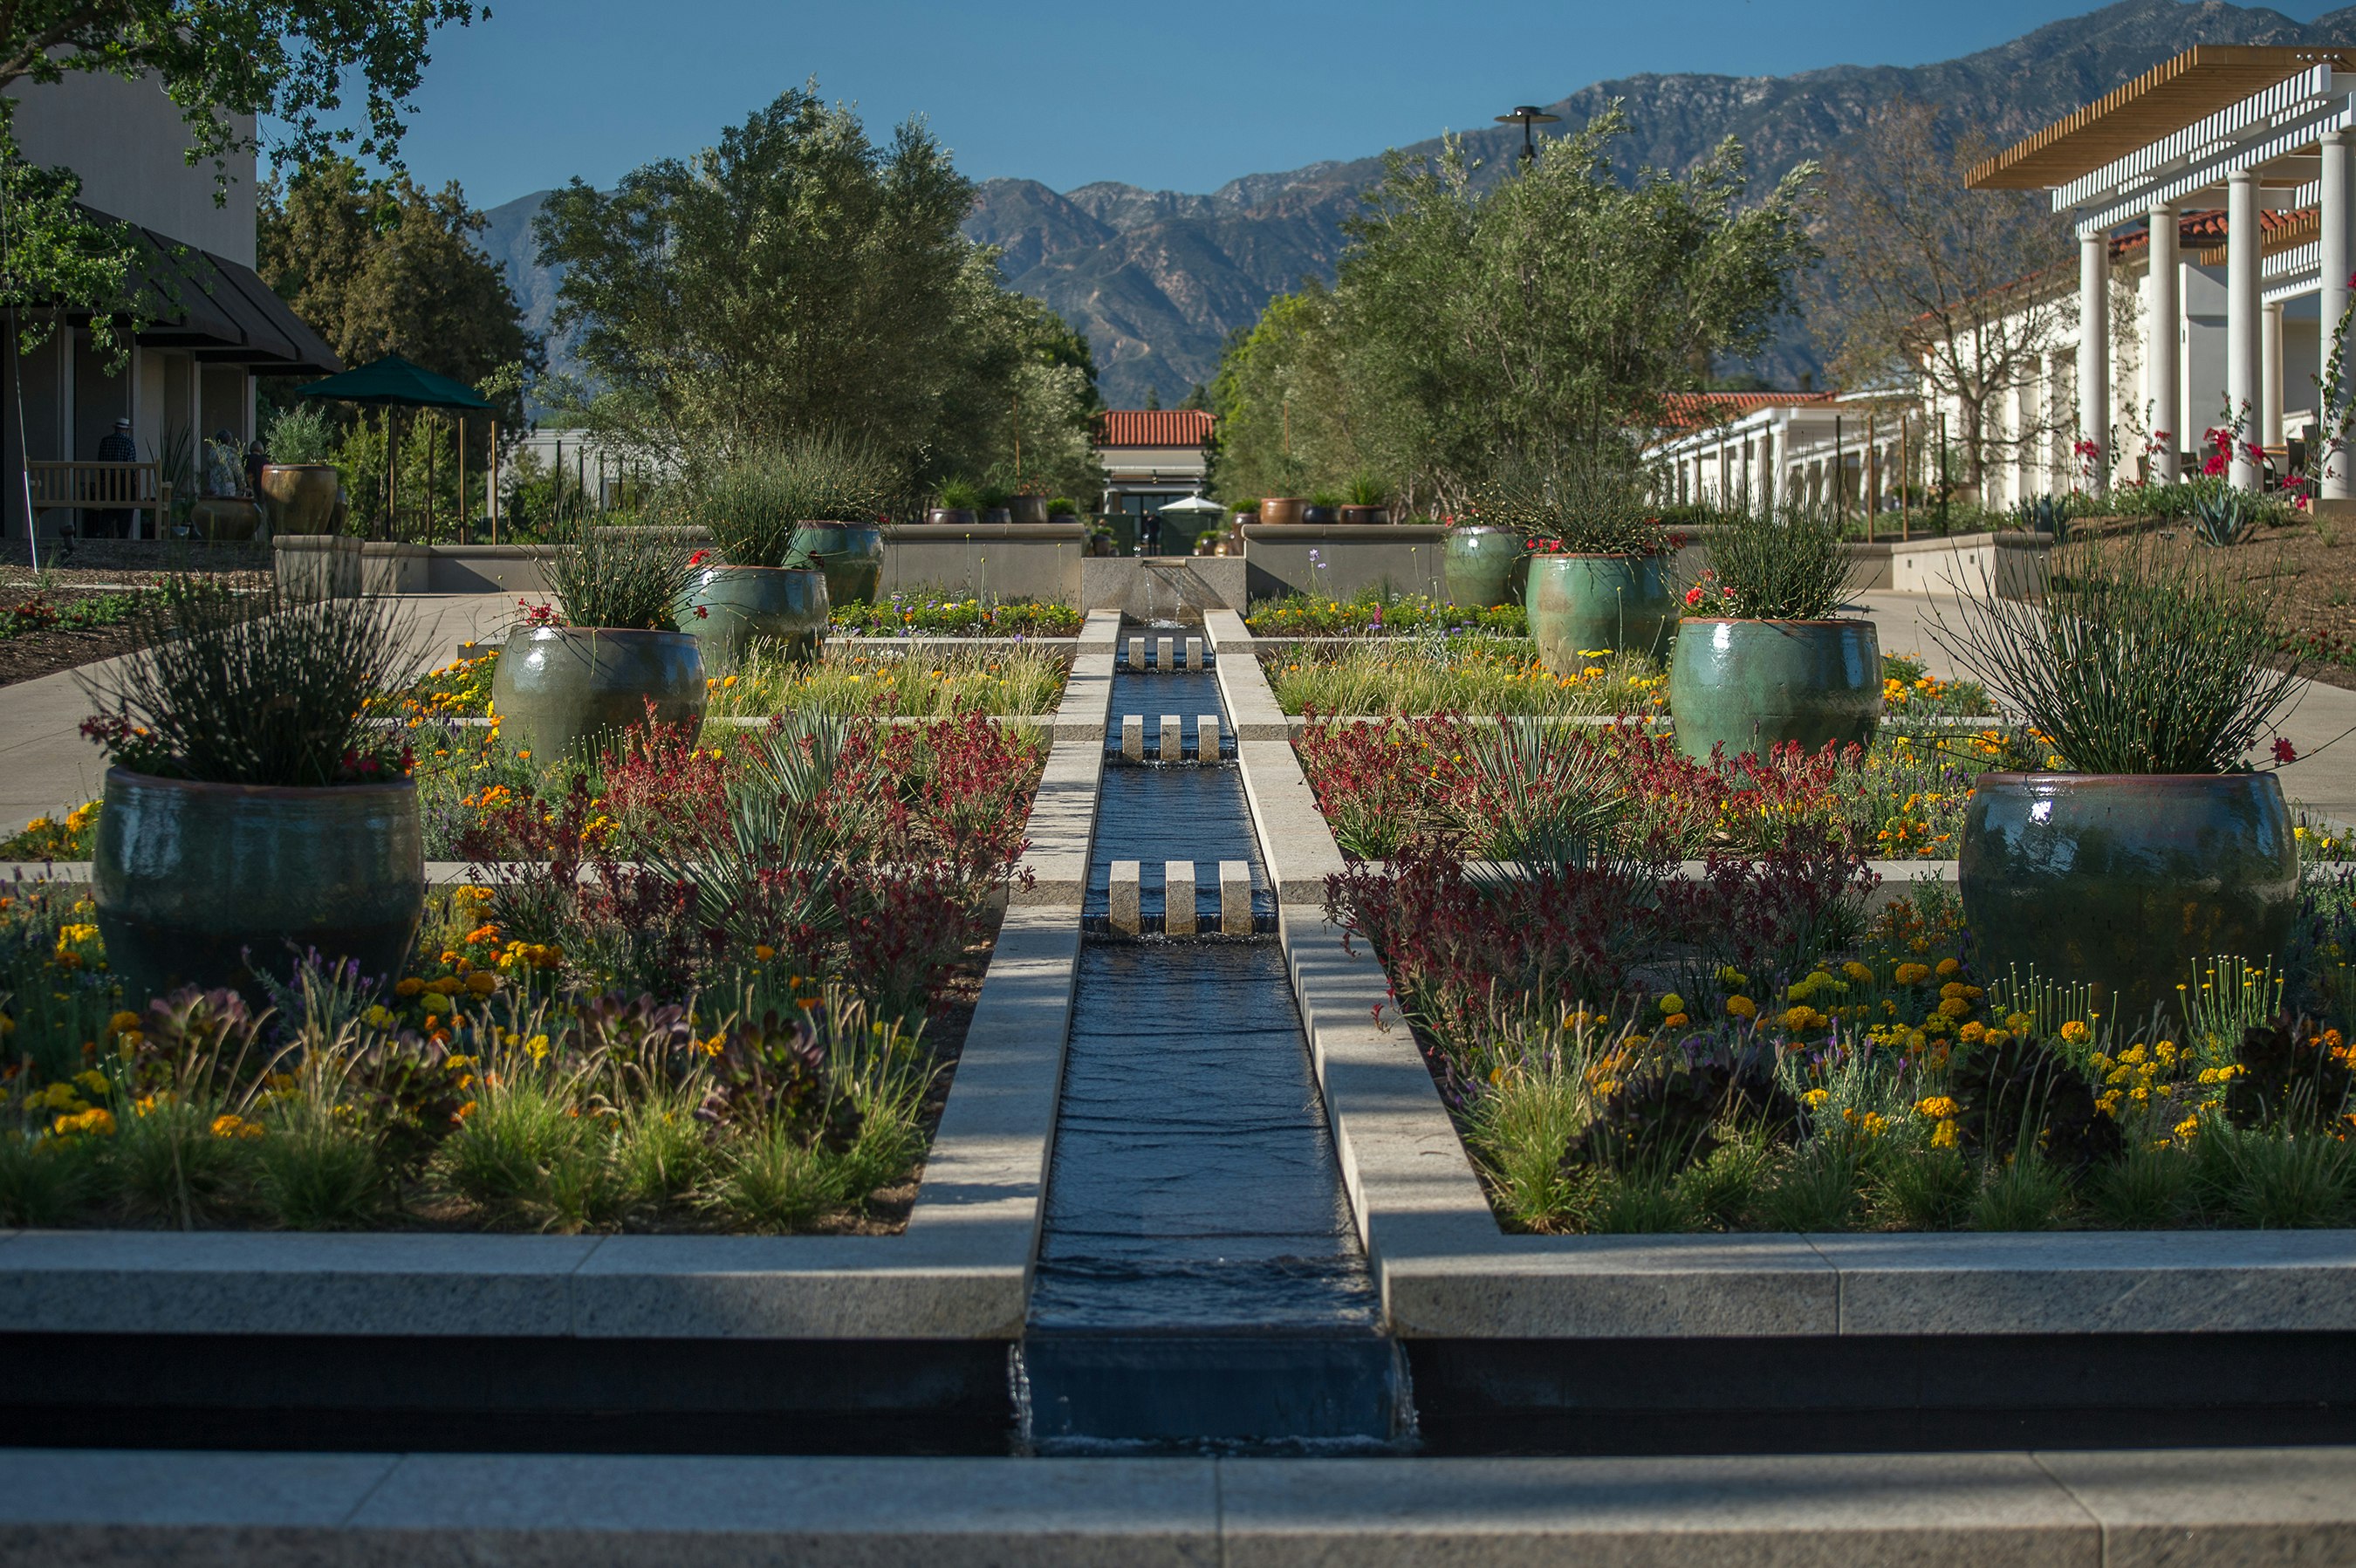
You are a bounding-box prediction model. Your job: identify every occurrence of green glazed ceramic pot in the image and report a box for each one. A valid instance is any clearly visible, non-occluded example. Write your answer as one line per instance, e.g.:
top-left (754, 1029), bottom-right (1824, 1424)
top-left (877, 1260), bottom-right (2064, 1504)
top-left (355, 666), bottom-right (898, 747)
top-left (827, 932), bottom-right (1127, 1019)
top-left (1442, 524), bottom-right (1524, 609)
top-left (92, 769), bottom-right (425, 1002)
top-left (1668, 618), bottom-right (1881, 763)
top-left (1961, 771), bottom-right (2298, 1031)
top-left (1525, 553), bottom-right (1678, 670)
top-left (680, 564), bottom-right (829, 671)
top-left (491, 625), bottom-right (706, 762)
top-left (789, 524), bottom-right (885, 606)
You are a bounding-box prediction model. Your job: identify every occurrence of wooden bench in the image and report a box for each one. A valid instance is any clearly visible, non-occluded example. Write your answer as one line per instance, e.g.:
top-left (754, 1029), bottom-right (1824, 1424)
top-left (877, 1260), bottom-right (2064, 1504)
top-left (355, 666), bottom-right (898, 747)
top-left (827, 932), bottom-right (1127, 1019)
top-left (25, 460), bottom-right (172, 538)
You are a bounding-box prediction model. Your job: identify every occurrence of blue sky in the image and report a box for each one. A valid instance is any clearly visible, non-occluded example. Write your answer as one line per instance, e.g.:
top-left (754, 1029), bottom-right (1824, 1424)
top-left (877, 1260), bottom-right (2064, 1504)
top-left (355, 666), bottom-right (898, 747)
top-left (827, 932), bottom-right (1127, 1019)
top-left (339, 0), bottom-right (2354, 211)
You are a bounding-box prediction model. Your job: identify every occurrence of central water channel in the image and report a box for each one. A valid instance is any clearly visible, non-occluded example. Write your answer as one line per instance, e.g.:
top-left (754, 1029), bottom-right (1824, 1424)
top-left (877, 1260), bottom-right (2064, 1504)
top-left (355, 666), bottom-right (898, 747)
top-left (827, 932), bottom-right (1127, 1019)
top-left (1017, 624), bottom-right (1410, 1453)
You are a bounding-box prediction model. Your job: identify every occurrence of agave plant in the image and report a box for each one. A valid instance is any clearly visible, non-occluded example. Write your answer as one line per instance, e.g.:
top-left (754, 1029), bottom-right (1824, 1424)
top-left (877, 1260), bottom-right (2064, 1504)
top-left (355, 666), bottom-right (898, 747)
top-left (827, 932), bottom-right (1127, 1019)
top-left (2189, 483), bottom-right (2255, 547)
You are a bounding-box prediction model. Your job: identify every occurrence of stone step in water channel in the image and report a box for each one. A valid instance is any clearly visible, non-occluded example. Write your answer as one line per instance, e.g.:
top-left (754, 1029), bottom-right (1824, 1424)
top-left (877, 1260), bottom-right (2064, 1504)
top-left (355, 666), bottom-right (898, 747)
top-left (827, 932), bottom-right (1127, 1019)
top-left (1021, 623), bottom-right (1410, 1454)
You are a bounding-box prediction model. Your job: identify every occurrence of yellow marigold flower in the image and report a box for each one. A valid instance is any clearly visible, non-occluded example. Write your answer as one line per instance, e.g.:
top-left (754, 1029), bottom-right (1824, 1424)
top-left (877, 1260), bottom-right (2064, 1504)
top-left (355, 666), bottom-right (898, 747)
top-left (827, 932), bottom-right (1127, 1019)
top-left (1780, 1004), bottom-right (1824, 1032)
top-left (209, 1113), bottom-right (264, 1140)
top-left (1716, 966), bottom-right (1749, 988)
top-left (1802, 1087), bottom-right (1831, 1109)
top-left (2058, 1020), bottom-right (2092, 1046)
top-left (1724, 995), bottom-right (1757, 1020)
top-left (1663, 1012), bottom-right (1690, 1030)
top-left (395, 977), bottom-right (426, 997)
top-left (1843, 962), bottom-right (1873, 983)
top-left (107, 1010), bottom-right (141, 1035)
top-left (1935, 958), bottom-right (1961, 978)
top-left (1936, 996), bottom-right (1972, 1018)
top-left (1894, 962), bottom-right (1931, 986)
top-left (754, 943), bottom-right (777, 962)
top-left (1658, 993), bottom-right (1686, 1017)
top-left (1929, 1119), bottom-right (1962, 1149)
top-left (2003, 1012), bottom-right (2034, 1034)
top-left (2174, 1114), bottom-right (2202, 1140)
top-left (1916, 1096), bottom-right (1959, 1120)
top-left (52, 1106), bottom-right (113, 1138)
top-left (419, 990), bottom-right (451, 1014)
top-left (465, 972), bottom-right (498, 996)
top-left (1939, 981), bottom-right (1970, 1000)
top-left (1959, 1021), bottom-right (1987, 1044)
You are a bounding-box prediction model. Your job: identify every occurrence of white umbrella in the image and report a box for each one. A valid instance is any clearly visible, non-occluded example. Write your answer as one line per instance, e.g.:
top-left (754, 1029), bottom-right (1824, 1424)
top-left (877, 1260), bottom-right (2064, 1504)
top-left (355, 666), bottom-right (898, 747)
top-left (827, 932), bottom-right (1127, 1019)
top-left (1155, 492), bottom-right (1226, 517)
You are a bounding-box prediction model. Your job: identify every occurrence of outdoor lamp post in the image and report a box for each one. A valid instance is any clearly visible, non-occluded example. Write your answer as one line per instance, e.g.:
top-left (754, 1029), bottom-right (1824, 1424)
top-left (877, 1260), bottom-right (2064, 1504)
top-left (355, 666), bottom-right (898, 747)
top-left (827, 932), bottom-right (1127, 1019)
top-left (1495, 105), bottom-right (1560, 166)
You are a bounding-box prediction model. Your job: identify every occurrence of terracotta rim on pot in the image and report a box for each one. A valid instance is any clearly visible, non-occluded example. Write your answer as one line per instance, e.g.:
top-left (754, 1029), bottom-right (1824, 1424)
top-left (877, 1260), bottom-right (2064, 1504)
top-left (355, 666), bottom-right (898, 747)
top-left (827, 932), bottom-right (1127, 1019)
top-left (1673, 616), bottom-right (1875, 627)
top-left (1972, 770), bottom-right (2272, 788)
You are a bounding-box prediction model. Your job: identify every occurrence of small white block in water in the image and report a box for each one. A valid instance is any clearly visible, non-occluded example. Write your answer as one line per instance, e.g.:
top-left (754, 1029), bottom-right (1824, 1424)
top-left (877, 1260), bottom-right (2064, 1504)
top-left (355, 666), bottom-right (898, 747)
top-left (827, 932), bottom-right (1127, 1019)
top-left (1197, 714), bottom-right (1221, 762)
top-left (1220, 860), bottom-right (1252, 935)
top-left (1120, 714), bottom-right (1144, 762)
top-left (1127, 636), bottom-right (1145, 670)
top-left (1185, 635), bottom-right (1204, 670)
top-left (1156, 635), bottom-right (1174, 671)
top-left (1110, 859), bottom-right (1141, 935)
top-left (1160, 714), bottom-right (1182, 762)
top-left (1165, 860), bottom-right (1197, 935)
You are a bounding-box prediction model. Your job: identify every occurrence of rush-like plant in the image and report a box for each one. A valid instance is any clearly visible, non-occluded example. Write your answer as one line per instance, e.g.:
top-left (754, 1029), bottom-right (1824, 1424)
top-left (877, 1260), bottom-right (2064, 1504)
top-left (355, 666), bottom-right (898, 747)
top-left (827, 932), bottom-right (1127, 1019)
top-left (699, 434), bottom-right (897, 567)
top-left (541, 525), bottom-right (702, 629)
top-left (80, 579), bottom-right (423, 786)
top-left (1685, 497), bottom-right (1859, 621)
top-left (1927, 538), bottom-right (2301, 773)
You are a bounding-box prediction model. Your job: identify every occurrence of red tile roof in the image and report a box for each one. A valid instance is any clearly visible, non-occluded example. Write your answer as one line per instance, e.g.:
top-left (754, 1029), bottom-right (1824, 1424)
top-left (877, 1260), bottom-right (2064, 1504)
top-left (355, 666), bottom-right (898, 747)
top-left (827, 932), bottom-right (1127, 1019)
top-left (1659, 392), bottom-right (1834, 430)
top-left (1094, 409), bottom-right (1214, 448)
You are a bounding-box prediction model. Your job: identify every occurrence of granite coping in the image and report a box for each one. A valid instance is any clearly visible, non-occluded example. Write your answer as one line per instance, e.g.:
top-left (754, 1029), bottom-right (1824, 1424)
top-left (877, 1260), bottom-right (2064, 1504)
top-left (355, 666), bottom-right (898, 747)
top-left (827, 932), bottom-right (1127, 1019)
top-left (1222, 620), bottom-right (2356, 1344)
top-left (7, 1446), bottom-right (2354, 1564)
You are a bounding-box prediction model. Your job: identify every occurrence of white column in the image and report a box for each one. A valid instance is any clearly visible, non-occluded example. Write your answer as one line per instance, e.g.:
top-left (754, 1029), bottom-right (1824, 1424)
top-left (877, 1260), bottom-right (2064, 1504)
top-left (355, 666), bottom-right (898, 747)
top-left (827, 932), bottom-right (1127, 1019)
top-left (2146, 202), bottom-right (2181, 483)
top-left (2228, 168), bottom-right (2264, 491)
top-left (2263, 300), bottom-right (2286, 448)
top-left (2322, 129), bottom-right (2354, 502)
top-left (2079, 229), bottom-right (2111, 495)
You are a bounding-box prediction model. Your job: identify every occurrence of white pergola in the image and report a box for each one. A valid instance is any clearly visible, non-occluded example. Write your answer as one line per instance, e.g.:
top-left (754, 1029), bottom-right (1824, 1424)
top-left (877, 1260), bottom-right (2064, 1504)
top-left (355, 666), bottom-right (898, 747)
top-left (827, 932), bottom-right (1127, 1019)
top-left (1972, 45), bottom-right (2356, 501)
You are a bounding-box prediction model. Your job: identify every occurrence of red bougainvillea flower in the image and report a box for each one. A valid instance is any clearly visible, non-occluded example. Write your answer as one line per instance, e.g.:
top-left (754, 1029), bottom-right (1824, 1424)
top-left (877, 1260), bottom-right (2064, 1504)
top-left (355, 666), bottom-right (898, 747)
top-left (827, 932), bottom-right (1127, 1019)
top-left (2275, 738), bottom-right (2299, 765)
top-left (1684, 585), bottom-right (1705, 607)
top-left (688, 549), bottom-right (710, 567)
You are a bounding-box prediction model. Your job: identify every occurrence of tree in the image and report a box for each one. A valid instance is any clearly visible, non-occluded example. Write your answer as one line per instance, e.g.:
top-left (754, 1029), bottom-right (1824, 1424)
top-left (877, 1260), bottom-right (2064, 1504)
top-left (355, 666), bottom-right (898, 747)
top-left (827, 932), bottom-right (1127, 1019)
top-left (258, 155), bottom-right (541, 428)
top-left (536, 83), bottom-right (1092, 495)
top-left (1805, 99), bottom-right (2076, 495)
top-left (0, 2), bottom-right (483, 358)
top-left (1211, 106), bottom-right (1816, 514)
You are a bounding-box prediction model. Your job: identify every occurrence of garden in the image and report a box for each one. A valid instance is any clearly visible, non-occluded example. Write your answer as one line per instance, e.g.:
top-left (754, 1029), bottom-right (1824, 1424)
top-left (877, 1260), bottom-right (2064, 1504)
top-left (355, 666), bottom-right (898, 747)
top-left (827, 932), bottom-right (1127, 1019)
top-left (1275, 473), bottom-right (2354, 1236)
top-left (0, 442), bottom-right (1055, 1236)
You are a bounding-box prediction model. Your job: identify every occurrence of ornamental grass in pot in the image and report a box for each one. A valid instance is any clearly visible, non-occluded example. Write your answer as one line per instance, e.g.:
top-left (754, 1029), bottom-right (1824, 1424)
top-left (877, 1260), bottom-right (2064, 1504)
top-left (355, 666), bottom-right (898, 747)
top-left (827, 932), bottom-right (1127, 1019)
top-left (1668, 500), bottom-right (1877, 763)
top-left (928, 477), bottom-right (980, 528)
top-left (1931, 538), bottom-right (2305, 1031)
top-left (491, 527), bottom-right (707, 763)
top-left (1480, 459), bottom-right (1677, 671)
top-left (80, 581), bottom-right (428, 1002)
top-left (720, 431), bottom-right (894, 610)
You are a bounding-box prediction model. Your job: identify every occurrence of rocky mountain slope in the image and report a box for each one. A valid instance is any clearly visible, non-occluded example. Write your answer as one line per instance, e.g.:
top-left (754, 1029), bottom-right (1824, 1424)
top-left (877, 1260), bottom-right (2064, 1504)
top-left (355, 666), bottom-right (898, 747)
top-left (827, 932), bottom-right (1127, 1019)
top-left (481, 0), bottom-right (2356, 408)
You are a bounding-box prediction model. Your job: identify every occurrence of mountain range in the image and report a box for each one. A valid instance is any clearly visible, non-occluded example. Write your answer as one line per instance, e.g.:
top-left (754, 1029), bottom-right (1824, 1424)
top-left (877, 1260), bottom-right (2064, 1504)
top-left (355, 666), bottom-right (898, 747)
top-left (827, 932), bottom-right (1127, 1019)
top-left (476, 0), bottom-right (2356, 411)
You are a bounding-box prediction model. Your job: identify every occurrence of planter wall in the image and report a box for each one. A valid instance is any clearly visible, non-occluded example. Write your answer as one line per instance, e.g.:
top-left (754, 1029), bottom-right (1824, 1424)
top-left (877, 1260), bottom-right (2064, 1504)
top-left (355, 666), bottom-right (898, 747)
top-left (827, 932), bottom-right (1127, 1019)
top-left (490, 626), bottom-right (706, 762)
top-left (92, 770), bottom-right (424, 1001)
top-left (1525, 553), bottom-right (1678, 669)
top-left (1668, 619), bottom-right (1881, 763)
top-left (1960, 771), bottom-right (2299, 1030)
top-left (1442, 525), bottom-right (1524, 610)
top-left (1240, 524), bottom-right (1448, 604)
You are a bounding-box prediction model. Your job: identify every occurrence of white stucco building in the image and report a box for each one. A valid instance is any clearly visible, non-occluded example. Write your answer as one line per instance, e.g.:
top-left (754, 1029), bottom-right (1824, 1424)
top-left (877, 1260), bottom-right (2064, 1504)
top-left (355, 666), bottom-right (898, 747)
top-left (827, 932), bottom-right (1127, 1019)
top-left (2, 68), bottom-right (337, 538)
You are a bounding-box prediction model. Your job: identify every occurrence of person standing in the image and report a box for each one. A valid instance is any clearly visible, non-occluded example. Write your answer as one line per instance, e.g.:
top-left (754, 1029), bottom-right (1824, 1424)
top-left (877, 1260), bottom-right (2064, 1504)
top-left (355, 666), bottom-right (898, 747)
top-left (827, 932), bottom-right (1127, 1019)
top-left (93, 416), bottom-right (137, 538)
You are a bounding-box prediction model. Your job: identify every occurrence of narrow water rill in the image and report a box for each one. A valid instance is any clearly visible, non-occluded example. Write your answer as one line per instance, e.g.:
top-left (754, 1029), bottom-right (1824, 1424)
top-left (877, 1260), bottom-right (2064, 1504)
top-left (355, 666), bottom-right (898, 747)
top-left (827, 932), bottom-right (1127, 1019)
top-left (1017, 620), bottom-right (1411, 1453)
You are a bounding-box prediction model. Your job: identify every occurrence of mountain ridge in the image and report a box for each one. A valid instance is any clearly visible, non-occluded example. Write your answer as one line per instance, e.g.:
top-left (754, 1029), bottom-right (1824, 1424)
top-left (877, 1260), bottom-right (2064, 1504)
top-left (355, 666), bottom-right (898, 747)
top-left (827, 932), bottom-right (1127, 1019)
top-left (477, 0), bottom-right (2356, 409)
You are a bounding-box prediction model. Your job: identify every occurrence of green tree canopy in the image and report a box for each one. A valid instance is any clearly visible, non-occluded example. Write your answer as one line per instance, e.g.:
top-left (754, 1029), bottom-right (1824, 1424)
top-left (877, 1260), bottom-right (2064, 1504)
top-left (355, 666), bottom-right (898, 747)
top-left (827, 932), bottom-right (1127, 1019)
top-left (0, 2), bottom-right (483, 357)
top-left (1212, 106), bottom-right (1817, 513)
top-left (258, 155), bottom-right (541, 428)
top-left (535, 82), bottom-right (1098, 498)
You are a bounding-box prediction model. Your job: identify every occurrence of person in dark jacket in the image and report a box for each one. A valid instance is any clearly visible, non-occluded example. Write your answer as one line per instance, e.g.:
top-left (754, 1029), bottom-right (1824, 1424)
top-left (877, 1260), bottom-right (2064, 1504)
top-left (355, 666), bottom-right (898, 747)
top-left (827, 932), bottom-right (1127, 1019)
top-left (93, 417), bottom-right (136, 538)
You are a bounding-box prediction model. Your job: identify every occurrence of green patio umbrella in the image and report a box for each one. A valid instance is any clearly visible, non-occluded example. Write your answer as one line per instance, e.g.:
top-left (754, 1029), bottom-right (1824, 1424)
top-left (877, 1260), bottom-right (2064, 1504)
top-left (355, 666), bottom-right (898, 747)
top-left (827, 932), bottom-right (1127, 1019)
top-left (296, 354), bottom-right (494, 538)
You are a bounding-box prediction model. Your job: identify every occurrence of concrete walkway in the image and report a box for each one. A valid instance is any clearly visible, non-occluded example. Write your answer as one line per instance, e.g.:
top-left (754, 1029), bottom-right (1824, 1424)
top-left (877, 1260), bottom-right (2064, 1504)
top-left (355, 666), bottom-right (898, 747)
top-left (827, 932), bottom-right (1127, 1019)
top-left (1, 1444), bottom-right (2351, 1563)
top-left (0, 594), bottom-right (524, 833)
top-left (1857, 589), bottom-right (2356, 831)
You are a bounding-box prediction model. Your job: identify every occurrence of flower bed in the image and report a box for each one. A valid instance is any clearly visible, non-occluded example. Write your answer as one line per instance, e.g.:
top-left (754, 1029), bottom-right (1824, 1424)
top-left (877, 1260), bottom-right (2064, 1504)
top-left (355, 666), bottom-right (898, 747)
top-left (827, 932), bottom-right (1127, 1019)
top-left (1267, 644), bottom-right (1995, 722)
top-left (832, 592), bottom-right (1083, 638)
top-left (707, 644), bottom-right (1069, 719)
top-left (0, 710), bottom-right (1047, 1236)
top-left (1299, 702), bottom-right (2356, 1236)
top-left (1245, 591), bottom-right (1526, 639)
top-left (1268, 643), bottom-right (1663, 717)
top-left (1296, 717), bottom-right (2024, 861)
